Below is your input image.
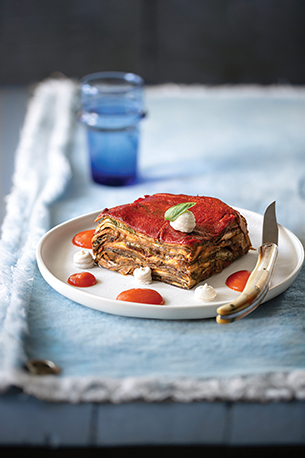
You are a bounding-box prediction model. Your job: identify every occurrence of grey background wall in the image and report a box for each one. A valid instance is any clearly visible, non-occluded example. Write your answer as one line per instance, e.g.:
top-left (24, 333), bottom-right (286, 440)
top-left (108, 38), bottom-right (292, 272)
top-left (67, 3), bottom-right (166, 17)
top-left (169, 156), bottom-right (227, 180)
top-left (0, 0), bottom-right (304, 86)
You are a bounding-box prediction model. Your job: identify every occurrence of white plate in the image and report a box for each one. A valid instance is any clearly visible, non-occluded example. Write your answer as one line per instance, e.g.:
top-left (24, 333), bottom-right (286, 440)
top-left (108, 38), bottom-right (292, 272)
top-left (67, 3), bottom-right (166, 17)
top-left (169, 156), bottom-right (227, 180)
top-left (36, 208), bottom-right (304, 320)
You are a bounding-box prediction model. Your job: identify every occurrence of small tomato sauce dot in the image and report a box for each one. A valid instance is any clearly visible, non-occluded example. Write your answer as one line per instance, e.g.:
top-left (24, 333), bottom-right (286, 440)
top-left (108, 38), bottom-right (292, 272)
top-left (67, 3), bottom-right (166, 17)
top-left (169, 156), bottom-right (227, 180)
top-left (226, 270), bottom-right (251, 292)
top-left (116, 288), bottom-right (165, 305)
top-left (72, 230), bottom-right (95, 249)
top-left (68, 272), bottom-right (97, 287)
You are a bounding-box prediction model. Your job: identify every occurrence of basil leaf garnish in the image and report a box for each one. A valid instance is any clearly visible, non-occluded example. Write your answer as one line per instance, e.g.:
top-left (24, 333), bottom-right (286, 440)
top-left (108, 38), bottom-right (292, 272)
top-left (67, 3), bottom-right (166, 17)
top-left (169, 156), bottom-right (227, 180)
top-left (164, 202), bottom-right (196, 222)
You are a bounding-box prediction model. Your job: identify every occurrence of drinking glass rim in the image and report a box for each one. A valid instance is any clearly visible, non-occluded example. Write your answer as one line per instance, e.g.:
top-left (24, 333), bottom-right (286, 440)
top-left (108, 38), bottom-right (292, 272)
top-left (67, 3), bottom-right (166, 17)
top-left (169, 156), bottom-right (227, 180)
top-left (80, 72), bottom-right (144, 93)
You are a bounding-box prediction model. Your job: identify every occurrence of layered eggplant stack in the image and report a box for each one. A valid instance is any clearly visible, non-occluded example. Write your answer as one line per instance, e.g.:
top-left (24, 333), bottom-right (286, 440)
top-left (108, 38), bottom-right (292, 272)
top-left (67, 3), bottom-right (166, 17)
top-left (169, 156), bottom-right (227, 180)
top-left (92, 193), bottom-right (252, 289)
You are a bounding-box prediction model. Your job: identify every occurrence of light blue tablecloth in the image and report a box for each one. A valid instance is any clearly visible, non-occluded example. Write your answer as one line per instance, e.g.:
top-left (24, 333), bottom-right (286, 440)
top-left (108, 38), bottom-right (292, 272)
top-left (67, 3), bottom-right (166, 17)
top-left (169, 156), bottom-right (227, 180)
top-left (0, 79), bottom-right (305, 402)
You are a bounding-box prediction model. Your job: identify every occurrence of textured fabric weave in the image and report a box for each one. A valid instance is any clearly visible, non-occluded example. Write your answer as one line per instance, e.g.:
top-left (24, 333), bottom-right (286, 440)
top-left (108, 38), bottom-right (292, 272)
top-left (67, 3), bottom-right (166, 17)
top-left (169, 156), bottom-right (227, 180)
top-left (0, 79), bottom-right (305, 402)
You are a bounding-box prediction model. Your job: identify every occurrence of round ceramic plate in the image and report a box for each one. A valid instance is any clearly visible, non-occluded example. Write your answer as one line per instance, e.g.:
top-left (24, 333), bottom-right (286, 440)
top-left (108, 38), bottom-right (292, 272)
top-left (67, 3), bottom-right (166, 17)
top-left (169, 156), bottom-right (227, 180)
top-left (36, 208), bottom-right (304, 320)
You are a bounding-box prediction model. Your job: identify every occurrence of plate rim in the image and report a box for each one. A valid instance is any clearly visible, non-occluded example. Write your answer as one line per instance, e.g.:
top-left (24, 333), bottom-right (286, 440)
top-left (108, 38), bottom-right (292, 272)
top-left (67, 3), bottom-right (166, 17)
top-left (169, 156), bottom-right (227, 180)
top-left (36, 207), bottom-right (304, 320)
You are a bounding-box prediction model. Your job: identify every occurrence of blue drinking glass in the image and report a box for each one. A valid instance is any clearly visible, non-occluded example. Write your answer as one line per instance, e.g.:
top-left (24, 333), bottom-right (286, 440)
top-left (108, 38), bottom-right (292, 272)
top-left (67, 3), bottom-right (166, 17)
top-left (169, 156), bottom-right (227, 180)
top-left (79, 72), bottom-right (145, 186)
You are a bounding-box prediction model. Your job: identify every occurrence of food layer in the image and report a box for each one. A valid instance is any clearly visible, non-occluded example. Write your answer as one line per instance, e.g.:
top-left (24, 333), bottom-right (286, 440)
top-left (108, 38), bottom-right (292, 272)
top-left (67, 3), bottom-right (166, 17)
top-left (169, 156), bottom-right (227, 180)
top-left (92, 193), bottom-right (252, 289)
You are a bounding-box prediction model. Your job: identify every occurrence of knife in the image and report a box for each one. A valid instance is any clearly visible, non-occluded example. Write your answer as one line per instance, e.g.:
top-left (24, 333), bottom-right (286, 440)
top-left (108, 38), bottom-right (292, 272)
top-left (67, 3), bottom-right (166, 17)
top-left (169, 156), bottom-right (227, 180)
top-left (216, 201), bottom-right (278, 324)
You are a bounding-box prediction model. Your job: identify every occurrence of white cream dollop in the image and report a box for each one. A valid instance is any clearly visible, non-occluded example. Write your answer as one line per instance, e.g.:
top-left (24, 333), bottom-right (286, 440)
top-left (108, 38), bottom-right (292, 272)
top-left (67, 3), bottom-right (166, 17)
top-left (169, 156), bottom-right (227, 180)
top-left (170, 211), bottom-right (196, 233)
top-left (133, 266), bottom-right (152, 284)
top-left (73, 250), bottom-right (95, 269)
top-left (194, 283), bottom-right (217, 301)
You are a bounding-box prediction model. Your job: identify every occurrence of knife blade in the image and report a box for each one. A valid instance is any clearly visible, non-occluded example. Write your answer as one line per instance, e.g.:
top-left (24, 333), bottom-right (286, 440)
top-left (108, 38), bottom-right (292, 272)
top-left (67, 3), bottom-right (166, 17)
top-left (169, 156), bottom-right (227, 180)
top-left (216, 201), bottom-right (278, 324)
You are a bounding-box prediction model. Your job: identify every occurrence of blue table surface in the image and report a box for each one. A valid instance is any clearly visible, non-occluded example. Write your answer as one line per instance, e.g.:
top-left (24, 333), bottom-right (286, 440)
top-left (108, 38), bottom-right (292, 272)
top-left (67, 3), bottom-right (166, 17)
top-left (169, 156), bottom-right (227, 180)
top-left (0, 85), bottom-right (304, 449)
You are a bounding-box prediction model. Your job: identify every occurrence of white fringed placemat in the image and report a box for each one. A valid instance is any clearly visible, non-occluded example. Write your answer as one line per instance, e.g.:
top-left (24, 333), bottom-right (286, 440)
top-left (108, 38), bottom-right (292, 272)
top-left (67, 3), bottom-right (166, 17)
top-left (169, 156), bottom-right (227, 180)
top-left (1, 78), bottom-right (305, 403)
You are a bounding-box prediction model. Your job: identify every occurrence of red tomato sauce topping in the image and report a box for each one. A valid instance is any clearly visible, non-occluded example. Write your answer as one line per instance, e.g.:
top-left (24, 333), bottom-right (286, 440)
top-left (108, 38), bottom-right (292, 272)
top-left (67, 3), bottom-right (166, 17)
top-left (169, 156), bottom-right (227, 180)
top-left (226, 270), bottom-right (251, 292)
top-left (95, 193), bottom-right (239, 246)
top-left (72, 230), bottom-right (95, 249)
top-left (116, 288), bottom-right (165, 305)
top-left (68, 272), bottom-right (97, 287)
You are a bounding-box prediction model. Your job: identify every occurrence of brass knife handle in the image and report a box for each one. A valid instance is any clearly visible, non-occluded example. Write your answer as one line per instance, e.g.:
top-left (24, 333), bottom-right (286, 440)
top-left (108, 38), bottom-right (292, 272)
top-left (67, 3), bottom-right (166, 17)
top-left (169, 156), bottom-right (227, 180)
top-left (216, 242), bottom-right (278, 323)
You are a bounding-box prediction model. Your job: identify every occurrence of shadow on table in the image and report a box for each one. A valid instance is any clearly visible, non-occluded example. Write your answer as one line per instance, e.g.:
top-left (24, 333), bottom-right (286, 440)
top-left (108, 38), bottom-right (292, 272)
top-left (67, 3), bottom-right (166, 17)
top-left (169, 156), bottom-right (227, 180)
top-left (1, 445), bottom-right (305, 457)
